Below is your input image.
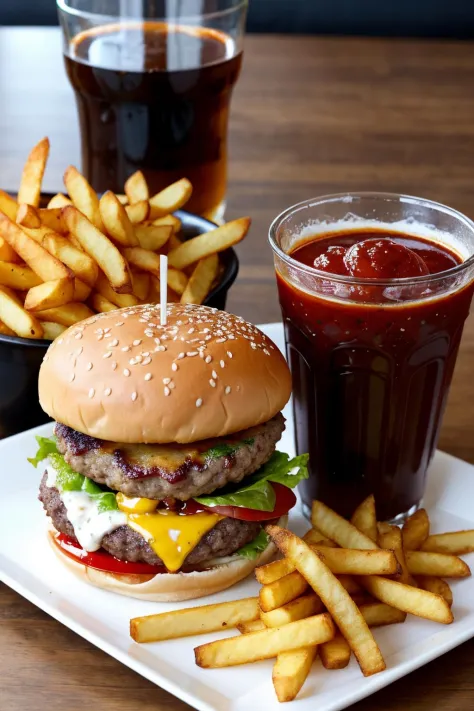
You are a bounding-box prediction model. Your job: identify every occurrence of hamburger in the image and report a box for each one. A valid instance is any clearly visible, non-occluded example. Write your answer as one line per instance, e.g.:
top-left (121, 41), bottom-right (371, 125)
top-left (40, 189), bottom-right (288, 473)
top-left (30, 303), bottom-right (308, 601)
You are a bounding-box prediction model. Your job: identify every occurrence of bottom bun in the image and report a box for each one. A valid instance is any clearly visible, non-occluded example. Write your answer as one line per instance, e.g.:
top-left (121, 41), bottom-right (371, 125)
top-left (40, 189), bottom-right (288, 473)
top-left (47, 515), bottom-right (288, 602)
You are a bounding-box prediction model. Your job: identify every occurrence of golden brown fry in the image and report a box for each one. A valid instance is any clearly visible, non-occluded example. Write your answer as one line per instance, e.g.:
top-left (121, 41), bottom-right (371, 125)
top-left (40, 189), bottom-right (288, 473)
top-left (420, 530), bottom-right (474, 555)
top-left (125, 200), bottom-right (150, 224)
top-left (73, 278), bottom-right (92, 302)
top-left (135, 223), bottom-right (172, 251)
top-left (35, 302), bottom-right (94, 326)
top-left (40, 321), bottom-right (67, 340)
top-left (20, 225), bottom-right (58, 244)
top-left (266, 526), bottom-right (385, 677)
top-left (131, 271), bottom-right (150, 301)
top-left (181, 254), bottom-right (219, 305)
top-left (39, 207), bottom-right (67, 234)
top-left (359, 575), bottom-right (453, 624)
top-left (115, 193), bottom-right (128, 205)
top-left (42, 233), bottom-right (99, 288)
top-left (337, 575), bottom-right (363, 595)
top-left (256, 558), bottom-right (294, 585)
top-left (377, 522), bottom-right (416, 586)
top-left (194, 613), bottom-right (335, 668)
top-left (122, 246), bottom-right (187, 295)
top-left (16, 203), bottom-right (41, 229)
top-left (99, 191), bottom-right (139, 247)
top-left (95, 272), bottom-right (139, 308)
top-left (149, 178), bottom-right (192, 219)
top-left (402, 509), bottom-right (430, 551)
top-left (63, 206), bottom-right (132, 294)
top-left (130, 597), bottom-right (259, 643)
top-left (0, 319), bottom-right (15, 336)
top-left (237, 619), bottom-right (266, 635)
top-left (0, 213), bottom-right (72, 282)
top-left (24, 277), bottom-right (75, 312)
top-left (151, 214), bottom-right (181, 233)
top-left (168, 217), bottom-right (250, 269)
top-left (0, 190), bottom-right (19, 220)
top-left (405, 550), bottom-right (470, 578)
top-left (47, 193), bottom-right (72, 209)
top-left (64, 165), bottom-right (104, 231)
top-left (0, 286), bottom-right (43, 338)
top-left (319, 633), bottom-right (351, 670)
top-left (259, 570), bottom-right (309, 612)
top-left (0, 262), bottom-right (42, 290)
top-left (125, 170), bottom-right (149, 203)
top-left (311, 500), bottom-right (377, 550)
top-left (303, 527), bottom-right (338, 547)
top-left (272, 647), bottom-right (317, 703)
top-left (18, 137), bottom-right (49, 207)
top-left (416, 577), bottom-right (453, 607)
top-left (167, 268), bottom-right (188, 295)
top-left (359, 601), bottom-right (407, 627)
top-left (351, 495), bottom-right (378, 543)
top-left (90, 292), bottom-right (118, 314)
top-left (260, 594), bottom-right (324, 628)
top-left (0, 238), bottom-right (20, 263)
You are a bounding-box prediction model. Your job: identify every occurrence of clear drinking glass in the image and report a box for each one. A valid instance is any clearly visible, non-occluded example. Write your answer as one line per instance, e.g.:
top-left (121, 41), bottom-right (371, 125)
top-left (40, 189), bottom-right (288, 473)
top-left (269, 193), bottom-right (474, 522)
top-left (57, 0), bottom-right (247, 221)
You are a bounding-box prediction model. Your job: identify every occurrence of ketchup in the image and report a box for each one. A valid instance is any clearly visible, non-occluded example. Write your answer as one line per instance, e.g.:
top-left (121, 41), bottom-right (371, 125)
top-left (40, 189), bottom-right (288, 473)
top-left (277, 230), bottom-right (472, 521)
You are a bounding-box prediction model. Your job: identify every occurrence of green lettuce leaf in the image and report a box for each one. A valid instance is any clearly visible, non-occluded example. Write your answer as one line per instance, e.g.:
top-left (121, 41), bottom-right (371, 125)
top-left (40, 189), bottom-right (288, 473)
top-left (28, 435), bottom-right (119, 513)
top-left (195, 452), bottom-right (309, 512)
top-left (205, 438), bottom-right (255, 459)
top-left (236, 529), bottom-right (270, 560)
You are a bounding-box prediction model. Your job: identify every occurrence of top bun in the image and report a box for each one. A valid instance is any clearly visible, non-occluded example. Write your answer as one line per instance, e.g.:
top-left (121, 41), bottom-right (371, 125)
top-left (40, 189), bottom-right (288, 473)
top-left (38, 304), bottom-right (292, 443)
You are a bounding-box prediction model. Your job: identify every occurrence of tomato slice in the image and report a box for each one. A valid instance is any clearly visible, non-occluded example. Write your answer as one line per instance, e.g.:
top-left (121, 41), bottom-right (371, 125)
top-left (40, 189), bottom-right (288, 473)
top-left (198, 482), bottom-right (297, 521)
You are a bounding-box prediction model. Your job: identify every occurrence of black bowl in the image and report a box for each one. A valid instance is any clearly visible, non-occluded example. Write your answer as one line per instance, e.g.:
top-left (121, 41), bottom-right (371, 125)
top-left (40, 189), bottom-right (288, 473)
top-left (0, 210), bottom-right (239, 438)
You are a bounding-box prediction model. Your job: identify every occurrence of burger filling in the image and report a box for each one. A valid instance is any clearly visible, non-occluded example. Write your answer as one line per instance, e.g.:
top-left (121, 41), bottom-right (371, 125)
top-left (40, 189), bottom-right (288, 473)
top-left (30, 418), bottom-right (308, 574)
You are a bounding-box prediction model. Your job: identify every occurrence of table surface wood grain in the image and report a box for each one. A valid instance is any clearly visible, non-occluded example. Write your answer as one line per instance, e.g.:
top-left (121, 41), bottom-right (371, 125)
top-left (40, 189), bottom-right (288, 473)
top-left (1, 26), bottom-right (474, 711)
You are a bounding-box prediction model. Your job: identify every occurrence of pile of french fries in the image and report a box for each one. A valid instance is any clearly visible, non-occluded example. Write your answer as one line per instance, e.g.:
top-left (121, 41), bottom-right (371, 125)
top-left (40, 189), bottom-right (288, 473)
top-left (130, 496), bottom-right (474, 703)
top-left (0, 138), bottom-right (250, 340)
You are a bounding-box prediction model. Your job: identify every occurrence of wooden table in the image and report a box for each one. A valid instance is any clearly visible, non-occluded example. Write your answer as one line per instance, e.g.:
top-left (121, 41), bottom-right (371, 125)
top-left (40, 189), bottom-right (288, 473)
top-left (1, 26), bottom-right (474, 711)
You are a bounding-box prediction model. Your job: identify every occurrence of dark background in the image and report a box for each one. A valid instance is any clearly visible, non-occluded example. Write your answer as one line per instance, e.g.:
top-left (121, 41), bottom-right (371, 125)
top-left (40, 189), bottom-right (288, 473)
top-left (2, 0), bottom-right (474, 37)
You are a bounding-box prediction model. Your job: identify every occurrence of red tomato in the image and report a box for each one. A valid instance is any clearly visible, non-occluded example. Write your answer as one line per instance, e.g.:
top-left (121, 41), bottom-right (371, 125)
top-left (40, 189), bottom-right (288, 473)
top-left (198, 483), bottom-right (297, 521)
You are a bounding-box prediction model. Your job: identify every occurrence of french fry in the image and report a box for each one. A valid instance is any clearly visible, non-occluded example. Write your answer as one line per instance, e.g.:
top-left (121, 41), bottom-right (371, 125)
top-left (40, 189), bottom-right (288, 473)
top-left (68, 233), bottom-right (84, 251)
top-left (35, 302), bottom-right (94, 327)
top-left (0, 286), bottom-right (43, 338)
top-left (420, 530), bottom-right (474, 555)
top-left (0, 262), bottom-right (42, 290)
top-left (95, 272), bottom-right (139, 308)
top-left (0, 190), bottom-right (18, 220)
top-left (64, 165), bottom-right (104, 231)
top-left (266, 526), bottom-right (385, 677)
top-left (116, 194), bottom-right (128, 205)
top-left (181, 254), bottom-right (219, 305)
top-left (337, 575), bottom-right (363, 595)
top-left (168, 217), bottom-right (250, 269)
top-left (272, 647), bottom-right (317, 703)
top-left (359, 602), bottom-right (407, 627)
top-left (39, 207), bottom-right (67, 234)
top-left (73, 279), bottom-right (92, 302)
top-left (149, 178), bottom-right (192, 219)
top-left (135, 223), bottom-right (172, 251)
top-left (416, 577), bottom-right (453, 607)
top-left (319, 633), bottom-right (351, 670)
top-left (99, 191), bottom-right (139, 247)
top-left (351, 495), bottom-right (378, 543)
top-left (167, 232), bottom-right (183, 251)
top-left (259, 570), bottom-right (309, 612)
top-left (130, 598), bottom-right (260, 643)
top-left (256, 558), bottom-right (295, 585)
top-left (18, 137), bottom-right (49, 207)
top-left (0, 213), bottom-right (72, 282)
top-left (125, 170), bottom-right (149, 203)
top-left (402, 509), bottom-right (430, 550)
top-left (303, 527), bottom-right (338, 547)
top-left (16, 203), bottom-right (41, 229)
top-left (20, 225), bottom-right (59, 244)
top-left (405, 550), bottom-right (470, 578)
top-left (42, 233), bottom-right (99, 288)
top-left (39, 321), bottom-right (67, 340)
top-left (151, 214), bottom-right (181, 233)
top-left (0, 236), bottom-right (20, 263)
top-left (122, 246), bottom-right (188, 295)
top-left (63, 206), bottom-right (132, 294)
top-left (194, 613), bottom-right (335, 668)
top-left (377, 522), bottom-right (416, 586)
top-left (90, 292), bottom-right (118, 313)
top-left (47, 193), bottom-right (72, 209)
top-left (359, 575), bottom-right (453, 624)
top-left (0, 319), bottom-right (15, 336)
top-left (311, 500), bottom-right (378, 550)
top-left (167, 268), bottom-right (188, 295)
top-left (260, 594), bottom-right (324, 628)
top-left (24, 277), bottom-right (75, 312)
top-left (237, 619), bottom-right (266, 635)
top-left (131, 271), bottom-right (150, 301)
top-left (125, 200), bottom-right (149, 224)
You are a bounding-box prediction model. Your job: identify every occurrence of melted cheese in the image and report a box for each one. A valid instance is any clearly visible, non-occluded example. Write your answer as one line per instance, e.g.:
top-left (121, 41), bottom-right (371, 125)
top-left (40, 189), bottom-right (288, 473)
top-left (127, 510), bottom-right (224, 572)
top-left (116, 492), bottom-right (158, 514)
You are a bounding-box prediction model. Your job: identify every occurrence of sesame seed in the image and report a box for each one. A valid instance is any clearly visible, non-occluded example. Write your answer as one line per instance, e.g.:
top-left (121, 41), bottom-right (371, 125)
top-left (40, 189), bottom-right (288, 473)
top-left (263, 348), bottom-right (270, 355)
top-left (164, 386), bottom-right (170, 396)
top-left (57, 339), bottom-right (63, 344)
top-left (142, 357), bottom-right (151, 366)
top-left (225, 386), bottom-right (231, 395)
top-left (88, 388), bottom-right (95, 398)
top-left (75, 332), bottom-right (83, 340)
top-left (122, 346), bottom-right (130, 352)
top-left (196, 398), bottom-right (203, 408)
top-left (169, 382), bottom-right (175, 389)
top-left (103, 352), bottom-right (112, 359)
top-left (97, 334), bottom-right (104, 341)
top-left (104, 333), bottom-right (111, 338)
top-left (171, 363), bottom-right (178, 372)
top-left (104, 327), bottom-right (111, 333)
top-left (205, 355), bottom-right (212, 363)
top-left (69, 373), bottom-right (75, 382)
top-left (131, 391), bottom-right (138, 402)
top-left (178, 352), bottom-right (185, 359)
top-left (220, 360), bottom-right (225, 368)
top-left (145, 329), bottom-right (154, 337)
top-left (163, 377), bottom-right (171, 384)
top-left (154, 338), bottom-right (161, 344)
top-left (123, 369), bottom-right (131, 377)
top-left (104, 388), bottom-right (112, 396)
top-left (115, 322), bottom-right (124, 327)
top-left (112, 362), bottom-right (117, 371)
top-left (210, 379), bottom-right (216, 387)
top-left (86, 362), bottom-right (93, 371)
top-left (145, 373), bottom-right (152, 381)
top-left (227, 351), bottom-right (233, 358)
top-left (216, 338), bottom-right (226, 343)
top-left (187, 351), bottom-right (198, 357)
top-left (212, 370), bottom-right (218, 379)
top-left (188, 327), bottom-right (195, 334)
top-left (133, 339), bottom-right (142, 346)
top-left (110, 339), bottom-right (119, 347)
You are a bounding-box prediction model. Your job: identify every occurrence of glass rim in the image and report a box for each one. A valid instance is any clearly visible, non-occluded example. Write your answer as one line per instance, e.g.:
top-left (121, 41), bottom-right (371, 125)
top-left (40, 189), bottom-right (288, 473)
top-left (268, 191), bottom-right (474, 287)
top-left (57, 0), bottom-right (248, 23)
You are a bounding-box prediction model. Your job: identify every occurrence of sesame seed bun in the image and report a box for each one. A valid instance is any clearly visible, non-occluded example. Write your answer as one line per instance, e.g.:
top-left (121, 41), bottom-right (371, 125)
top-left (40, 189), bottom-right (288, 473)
top-left (38, 304), bottom-right (292, 443)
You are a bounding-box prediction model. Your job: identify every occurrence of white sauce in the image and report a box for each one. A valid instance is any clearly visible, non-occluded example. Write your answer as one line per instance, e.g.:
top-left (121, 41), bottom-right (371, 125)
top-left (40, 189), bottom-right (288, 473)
top-left (61, 491), bottom-right (127, 552)
top-left (46, 465), bottom-right (57, 488)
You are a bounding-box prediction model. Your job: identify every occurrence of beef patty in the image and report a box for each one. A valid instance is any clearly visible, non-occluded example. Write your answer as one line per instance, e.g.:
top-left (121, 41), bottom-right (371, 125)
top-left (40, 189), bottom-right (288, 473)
top-left (55, 413), bottom-right (285, 500)
top-left (39, 473), bottom-right (261, 567)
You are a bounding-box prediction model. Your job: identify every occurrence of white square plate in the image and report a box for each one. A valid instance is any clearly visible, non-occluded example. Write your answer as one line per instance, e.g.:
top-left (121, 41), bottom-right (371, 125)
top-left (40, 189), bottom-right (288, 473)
top-left (1, 323), bottom-right (474, 711)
